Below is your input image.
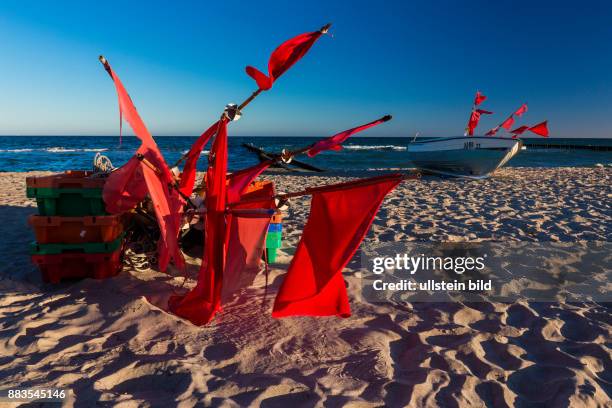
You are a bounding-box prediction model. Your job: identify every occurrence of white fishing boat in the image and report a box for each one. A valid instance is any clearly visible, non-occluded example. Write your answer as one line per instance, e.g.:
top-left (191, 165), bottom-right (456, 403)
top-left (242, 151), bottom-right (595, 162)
top-left (406, 91), bottom-right (546, 178)
top-left (407, 136), bottom-right (523, 179)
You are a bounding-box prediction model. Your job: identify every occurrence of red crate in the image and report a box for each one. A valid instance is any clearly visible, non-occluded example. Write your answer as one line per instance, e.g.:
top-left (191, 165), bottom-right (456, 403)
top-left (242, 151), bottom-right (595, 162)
top-left (29, 214), bottom-right (125, 244)
top-left (26, 170), bottom-right (106, 190)
top-left (31, 249), bottom-right (123, 283)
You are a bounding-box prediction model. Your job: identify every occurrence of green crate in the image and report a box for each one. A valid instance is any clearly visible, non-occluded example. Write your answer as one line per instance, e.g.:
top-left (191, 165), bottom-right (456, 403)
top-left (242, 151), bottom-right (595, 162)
top-left (26, 187), bottom-right (107, 216)
top-left (31, 234), bottom-right (124, 255)
top-left (266, 248), bottom-right (278, 263)
top-left (266, 231), bottom-right (282, 249)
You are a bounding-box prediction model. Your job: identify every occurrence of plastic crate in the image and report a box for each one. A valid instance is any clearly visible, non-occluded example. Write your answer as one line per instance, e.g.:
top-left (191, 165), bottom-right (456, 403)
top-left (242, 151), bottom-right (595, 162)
top-left (31, 234), bottom-right (124, 255)
top-left (31, 249), bottom-right (123, 283)
top-left (268, 223), bottom-right (282, 233)
top-left (29, 214), bottom-right (124, 244)
top-left (271, 212), bottom-right (283, 224)
top-left (26, 187), bottom-right (106, 216)
top-left (26, 171), bottom-right (107, 216)
top-left (266, 248), bottom-right (278, 263)
top-left (26, 170), bottom-right (106, 189)
top-left (266, 231), bottom-right (282, 249)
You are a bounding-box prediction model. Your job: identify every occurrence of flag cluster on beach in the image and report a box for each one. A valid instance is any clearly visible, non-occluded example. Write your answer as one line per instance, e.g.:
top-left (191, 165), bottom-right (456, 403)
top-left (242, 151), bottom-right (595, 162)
top-left (99, 25), bottom-right (405, 325)
top-left (466, 91), bottom-right (549, 138)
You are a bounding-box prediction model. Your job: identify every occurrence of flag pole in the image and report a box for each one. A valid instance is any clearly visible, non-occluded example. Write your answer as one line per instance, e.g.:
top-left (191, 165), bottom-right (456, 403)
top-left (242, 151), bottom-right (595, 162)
top-left (282, 114), bottom-right (392, 159)
top-left (172, 23), bottom-right (333, 169)
top-left (227, 173), bottom-right (420, 207)
top-left (99, 56), bottom-right (198, 209)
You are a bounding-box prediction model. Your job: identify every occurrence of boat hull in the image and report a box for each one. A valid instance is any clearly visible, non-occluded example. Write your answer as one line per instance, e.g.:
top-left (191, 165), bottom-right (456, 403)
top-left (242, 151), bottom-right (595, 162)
top-left (407, 136), bottom-right (522, 178)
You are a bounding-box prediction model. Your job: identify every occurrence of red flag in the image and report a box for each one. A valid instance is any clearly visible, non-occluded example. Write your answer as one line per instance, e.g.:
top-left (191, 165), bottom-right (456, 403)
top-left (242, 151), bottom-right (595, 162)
top-left (501, 116), bottom-right (515, 130)
top-left (307, 115), bottom-right (392, 157)
top-left (466, 110), bottom-right (481, 136)
top-left (222, 208), bottom-right (274, 303)
top-left (227, 160), bottom-right (273, 203)
top-left (272, 174), bottom-right (403, 318)
top-left (100, 59), bottom-right (183, 271)
top-left (528, 121), bottom-right (549, 137)
top-left (169, 119), bottom-right (229, 325)
top-left (510, 125), bottom-right (529, 135)
top-left (485, 126), bottom-right (499, 136)
top-left (514, 103), bottom-right (528, 117)
top-left (179, 119), bottom-right (225, 197)
top-left (476, 109), bottom-right (493, 115)
top-left (103, 156), bottom-right (147, 213)
top-left (246, 25), bottom-right (329, 90)
top-left (474, 91), bottom-right (487, 106)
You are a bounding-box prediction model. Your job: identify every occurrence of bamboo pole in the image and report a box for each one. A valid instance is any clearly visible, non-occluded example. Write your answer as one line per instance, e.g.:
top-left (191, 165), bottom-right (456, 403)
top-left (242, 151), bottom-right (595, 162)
top-left (228, 172), bottom-right (420, 207)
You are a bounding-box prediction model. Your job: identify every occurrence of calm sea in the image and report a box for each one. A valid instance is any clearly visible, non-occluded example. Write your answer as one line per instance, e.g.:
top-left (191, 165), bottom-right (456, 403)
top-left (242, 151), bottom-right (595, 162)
top-left (0, 136), bottom-right (610, 173)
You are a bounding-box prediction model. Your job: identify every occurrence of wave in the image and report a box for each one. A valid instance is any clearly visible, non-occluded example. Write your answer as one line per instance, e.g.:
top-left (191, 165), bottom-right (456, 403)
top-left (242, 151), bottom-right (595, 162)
top-left (0, 147), bottom-right (109, 153)
top-left (181, 150), bottom-right (210, 155)
top-left (45, 147), bottom-right (109, 153)
top-left (343, 145), bottom-right (407, 151)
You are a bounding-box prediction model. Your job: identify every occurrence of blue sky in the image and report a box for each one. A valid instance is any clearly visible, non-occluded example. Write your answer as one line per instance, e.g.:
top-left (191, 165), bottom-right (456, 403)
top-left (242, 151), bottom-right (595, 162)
top-left (0, 1), bottom-right (610, 137)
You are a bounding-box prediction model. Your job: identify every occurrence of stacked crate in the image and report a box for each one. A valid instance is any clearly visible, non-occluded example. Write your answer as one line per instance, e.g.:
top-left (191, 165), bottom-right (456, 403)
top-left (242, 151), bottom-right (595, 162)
top-left (266, 211), bottom-right (283, 263)
top-left (27, 171), bottom-right (125, 283)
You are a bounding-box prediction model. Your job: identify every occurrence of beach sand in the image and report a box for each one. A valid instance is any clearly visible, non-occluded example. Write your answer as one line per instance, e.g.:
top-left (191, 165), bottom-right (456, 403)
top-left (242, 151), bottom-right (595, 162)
top-left (0, 168), bottom-right (610, 407)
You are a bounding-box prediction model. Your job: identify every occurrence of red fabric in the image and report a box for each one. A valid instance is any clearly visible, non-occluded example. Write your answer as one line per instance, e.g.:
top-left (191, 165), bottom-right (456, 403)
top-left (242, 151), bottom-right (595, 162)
top-left (514, 103), bottom-right (528, 117)
top-left (222, 210), bottom-right (273, 303)
top-left (466, 110), bottom-right (481, 136)
top-left (510, 125), bottom-right (529, 135)
top-left (485, 126), bottom-right (499, 136)
top-left (474, 91), bottom-right (487, 106)
top-left (234, 183), bottom-right (276, 209)
top-left (179, 120), bottom-right (225, 197)
top-left (272, 175), bottom-right (403, 318)
top-left (227, 160), bottom-right (273, 203)
top-left (246, 29), bottom-right (324, 90)
top-left (141, 164), bottom-right (184, 271)
top-left (169, 118), bottom-right (229, 325)
top-left (501, 116), bottom-right (515, 130)
top-left (528, 121), bottom-right (549, 137)
top-left (476, 109), bottom-right (493, 115)
top-left (103, 156), bottom-right (147, 213)
top-left (102, 63), bottom-right (184, 271)
top-left (307, 116), bottom-right (391, 157)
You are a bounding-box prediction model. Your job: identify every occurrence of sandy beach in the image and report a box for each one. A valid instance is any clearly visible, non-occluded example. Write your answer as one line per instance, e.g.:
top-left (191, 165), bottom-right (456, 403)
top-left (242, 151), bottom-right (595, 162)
top-left (0, 167), bottom-right (610, 407)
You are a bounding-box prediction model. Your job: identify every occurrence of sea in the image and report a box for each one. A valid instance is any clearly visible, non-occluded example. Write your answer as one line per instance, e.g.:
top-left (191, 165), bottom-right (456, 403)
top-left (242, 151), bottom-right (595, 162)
top-left (0, 136), bottom-right (610, 173)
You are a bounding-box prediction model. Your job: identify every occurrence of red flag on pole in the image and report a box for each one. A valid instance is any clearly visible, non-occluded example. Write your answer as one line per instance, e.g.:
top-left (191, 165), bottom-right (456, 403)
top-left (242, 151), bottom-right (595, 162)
top-left (474, 91), bottom-right (487, 106)
top-left (307, 115), bottom-right (392, 157)
top-left (476, 109), bottom-right (493, 115)
top-left (501, 116), bottom-right (515, 130)
top-left (169, 119), bottom-right (229, 325)
top-left (246, 24), bottom-right (330, 91)
top-left (272, 174), bottom-right (403, 318)
top-left (227, 160), bottom-right (273, 204)
top-left (222, 208), bottom-right (274, 303)
top-left (99, 57), bottom-right (184, 271)
top-left (510, 125), bottom-right (529, 135)
top-left (485, 126), bottom-right (499, 136)
top-left (528, 121), bottom-right (549, 137)
top-left (103, 157), bottom-right (147, 213)
top-left (514, 103), bottom-right (528, 117)
top-left (466, 110), bottom-right (481, 136)
top-left (179, 119), bottom-right (225, 197)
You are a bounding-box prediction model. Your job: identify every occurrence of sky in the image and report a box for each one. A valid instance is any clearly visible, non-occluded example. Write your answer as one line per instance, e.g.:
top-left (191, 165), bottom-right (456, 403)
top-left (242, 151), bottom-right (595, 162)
top-left (0, 0), bottom-right (610, 138)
